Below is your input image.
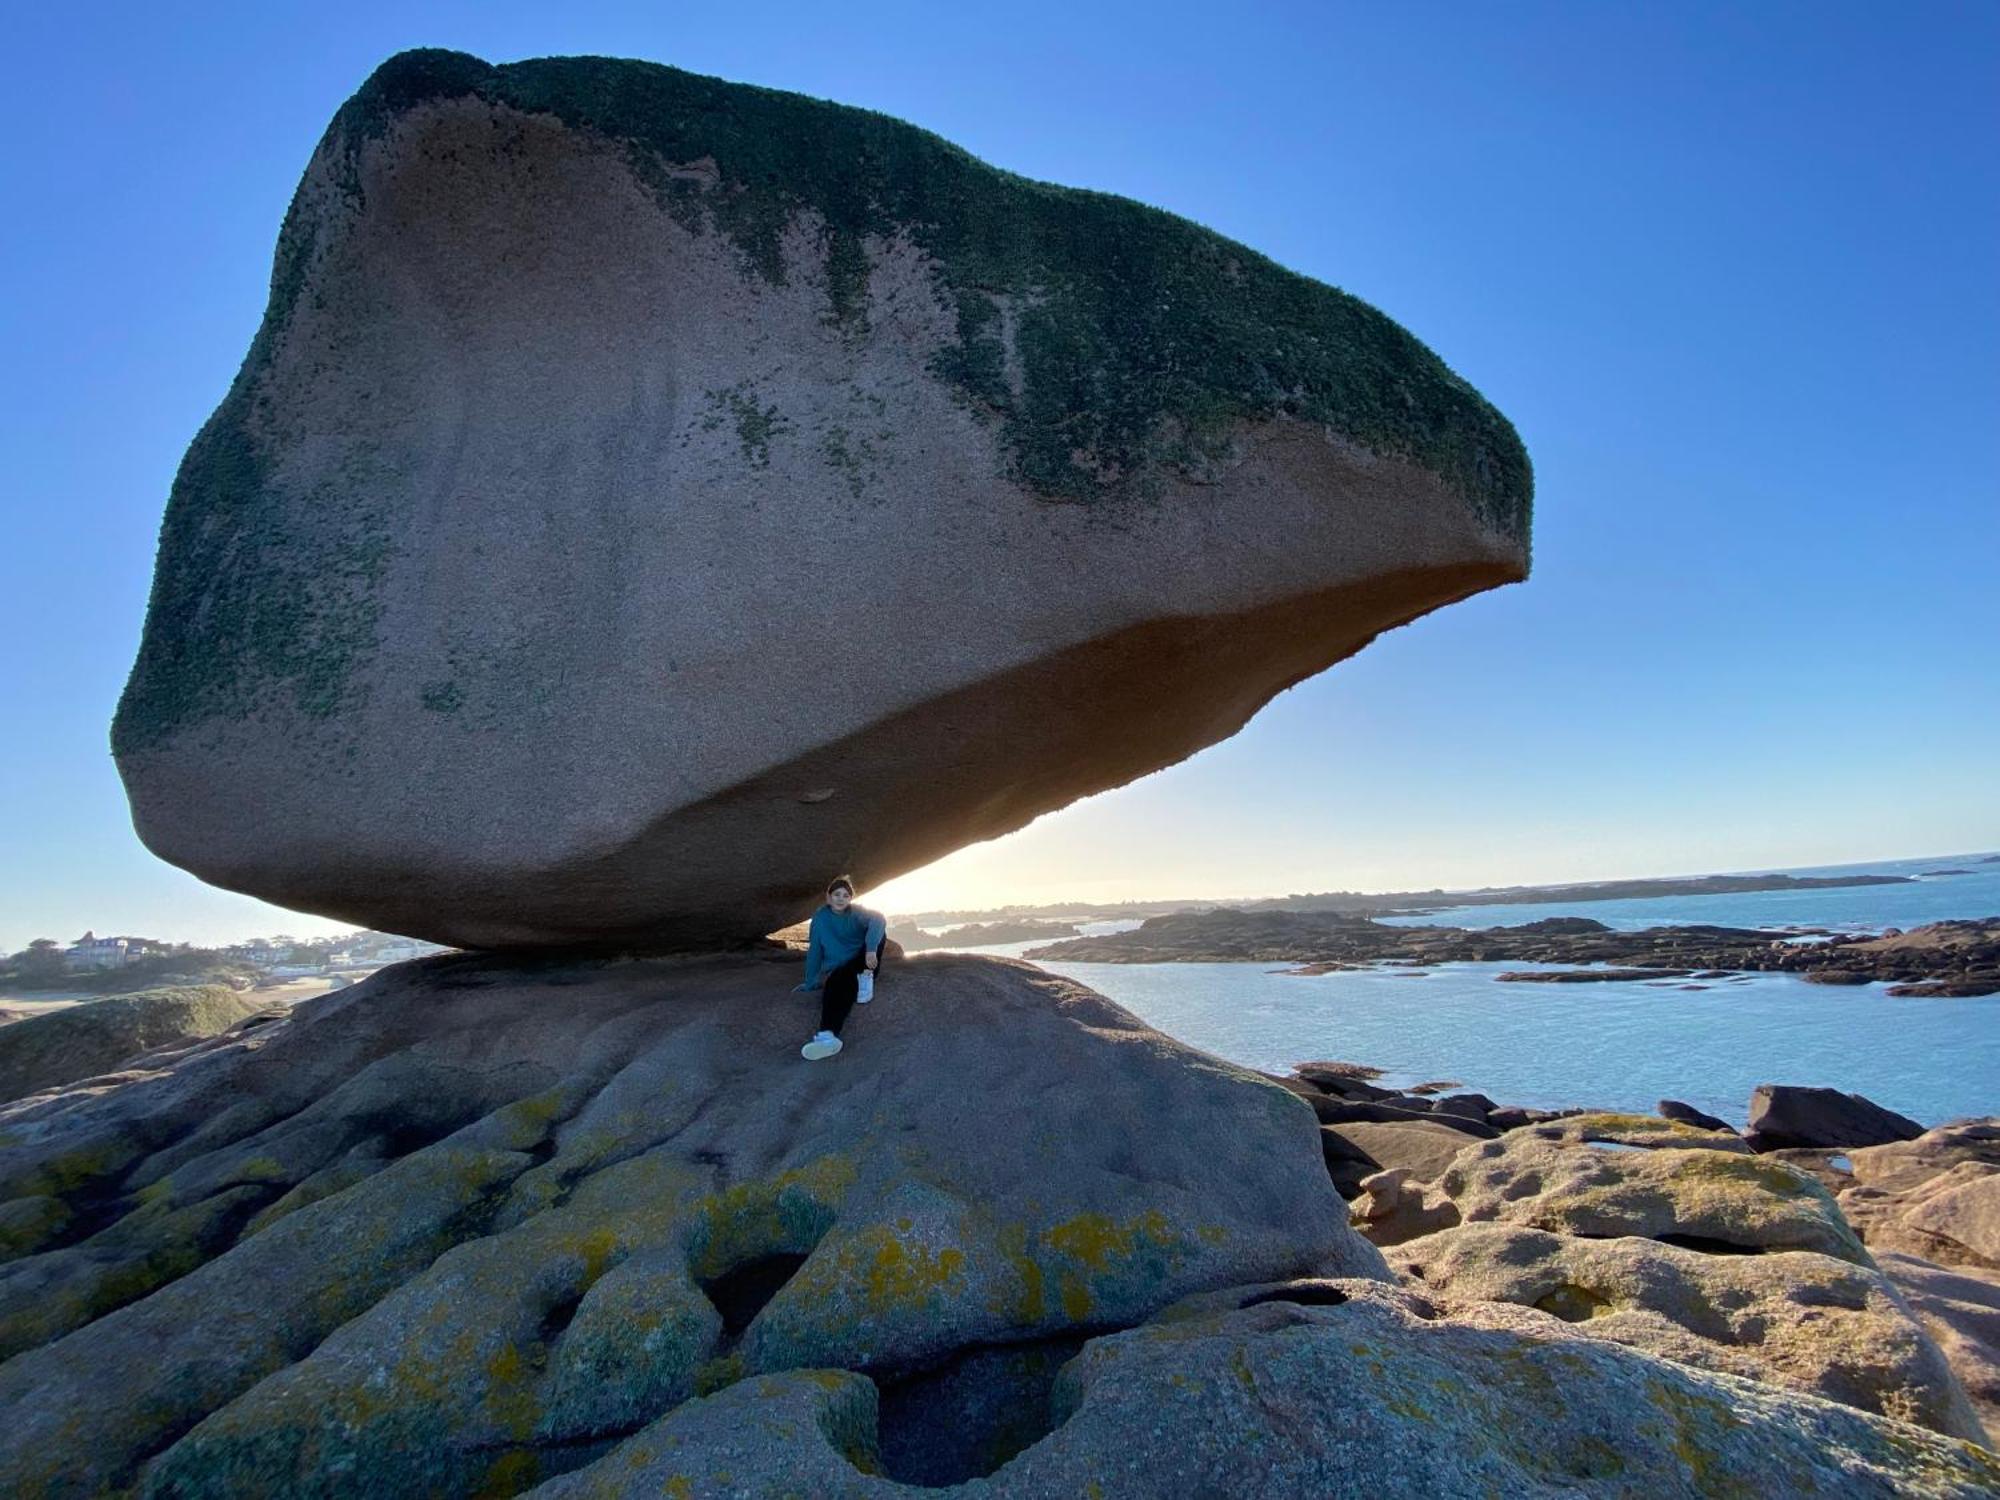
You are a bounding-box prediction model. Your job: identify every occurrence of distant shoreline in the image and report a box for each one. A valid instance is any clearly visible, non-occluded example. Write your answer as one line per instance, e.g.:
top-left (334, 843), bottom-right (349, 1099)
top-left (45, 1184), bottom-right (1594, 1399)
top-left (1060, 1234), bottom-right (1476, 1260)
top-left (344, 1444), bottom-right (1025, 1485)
top-left (1019, 910), bottom-right (2000, 997)
top-left (898, 865), bottom-right (1949, 929)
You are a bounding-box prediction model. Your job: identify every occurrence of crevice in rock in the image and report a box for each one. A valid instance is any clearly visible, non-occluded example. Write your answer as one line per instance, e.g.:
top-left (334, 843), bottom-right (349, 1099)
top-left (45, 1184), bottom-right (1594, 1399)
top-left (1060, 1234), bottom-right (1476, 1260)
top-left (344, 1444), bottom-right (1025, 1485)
top-left (1240, 1284), bottom-right (1350, 1310)
top-left (872, 1333), bottom-right (1091, 1488)
top-left (538, 1288), bottom-right (586, 1346)
top-left (522, 1136), bottom-right (559, 1169)
top-left (375, 1117), bottom-right (466, 1161)
top-left (1653, 1232), bottom-right (1764, 1256)
top-left (697, 1251), bottom-right (811, 1341)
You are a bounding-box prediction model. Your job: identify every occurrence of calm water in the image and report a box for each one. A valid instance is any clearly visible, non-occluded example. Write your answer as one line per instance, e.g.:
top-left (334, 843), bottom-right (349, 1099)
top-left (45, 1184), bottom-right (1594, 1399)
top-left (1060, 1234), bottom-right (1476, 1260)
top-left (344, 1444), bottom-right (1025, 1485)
top-left (934, 855), bottom-right (2000, 1128)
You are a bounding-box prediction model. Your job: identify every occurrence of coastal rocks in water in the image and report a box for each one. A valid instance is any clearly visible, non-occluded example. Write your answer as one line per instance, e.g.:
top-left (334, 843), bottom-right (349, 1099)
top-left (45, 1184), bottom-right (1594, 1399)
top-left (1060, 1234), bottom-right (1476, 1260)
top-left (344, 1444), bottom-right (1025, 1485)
top-left (1429, 1091), bottom-right (1497, 1124)
top-left (527, 1279), bottom-right (2000, 1496)
top-left (1310, 1097), bottom-right (1496, 1137)
top-left (1495, 966), bottom-right (1692, 982)
top-left (0, 953), bottom-right (1382, 1497)
top-left (1391, 1223), bottom-right (1987, 1442)
top-left (1028, 911), bottom-right (2000, 995)
top-left (1292, 1059), bottom-right (1389, 1090)
top-left (885, 919), bottom-right (1079, 952)
top-left (1660, 1097), bottom-right (1736, 1133)
top-left (0, 986), bottom-right (272, 1104)
top-left (110, 48), bottom-right (1530, 953)
top-left (1747, 1083), bottom-right (1926, 1152)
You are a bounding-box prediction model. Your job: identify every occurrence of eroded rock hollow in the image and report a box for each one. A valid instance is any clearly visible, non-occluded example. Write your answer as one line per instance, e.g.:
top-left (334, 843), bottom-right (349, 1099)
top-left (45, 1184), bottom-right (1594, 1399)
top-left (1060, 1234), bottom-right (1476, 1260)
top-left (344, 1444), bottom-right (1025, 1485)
top-left (113, 49), bottom-right (1531, 950)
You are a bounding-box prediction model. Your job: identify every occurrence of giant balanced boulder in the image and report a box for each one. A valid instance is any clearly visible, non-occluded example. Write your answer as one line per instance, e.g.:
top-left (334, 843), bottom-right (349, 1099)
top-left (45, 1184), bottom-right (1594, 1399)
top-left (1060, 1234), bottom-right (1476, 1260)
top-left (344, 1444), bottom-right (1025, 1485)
top-left (111, 49), bottom-right (1531, 950)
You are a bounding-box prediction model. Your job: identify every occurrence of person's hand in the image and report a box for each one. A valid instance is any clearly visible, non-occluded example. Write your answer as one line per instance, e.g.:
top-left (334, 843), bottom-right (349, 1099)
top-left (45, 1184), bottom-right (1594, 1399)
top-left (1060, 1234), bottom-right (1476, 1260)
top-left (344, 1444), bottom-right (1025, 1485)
top-left (864, 952), bottom-right (878, 971)
top-left (793, 981), bottom-right (816, 993)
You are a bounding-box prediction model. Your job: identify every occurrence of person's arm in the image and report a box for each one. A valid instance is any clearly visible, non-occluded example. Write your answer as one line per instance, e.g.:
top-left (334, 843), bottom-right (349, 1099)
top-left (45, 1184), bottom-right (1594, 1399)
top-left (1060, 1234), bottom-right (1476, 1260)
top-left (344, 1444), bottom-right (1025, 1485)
top-left (800, 912), bottom-right (825, 989)
top-left (863, 907), bottom-right (886, 965)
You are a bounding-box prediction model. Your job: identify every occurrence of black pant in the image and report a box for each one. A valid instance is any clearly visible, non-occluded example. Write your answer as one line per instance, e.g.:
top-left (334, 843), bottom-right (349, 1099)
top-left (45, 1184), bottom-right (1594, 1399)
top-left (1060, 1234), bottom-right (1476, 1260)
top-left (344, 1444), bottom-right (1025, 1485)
top-left (819, 946), bottom-right (881, 1037)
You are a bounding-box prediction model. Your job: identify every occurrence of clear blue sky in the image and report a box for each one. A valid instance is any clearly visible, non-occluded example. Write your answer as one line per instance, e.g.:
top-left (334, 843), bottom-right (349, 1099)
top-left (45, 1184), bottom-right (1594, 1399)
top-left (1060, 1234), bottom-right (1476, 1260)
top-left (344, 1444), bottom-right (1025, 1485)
top-left (3, 1), bottom-right (1995, 947)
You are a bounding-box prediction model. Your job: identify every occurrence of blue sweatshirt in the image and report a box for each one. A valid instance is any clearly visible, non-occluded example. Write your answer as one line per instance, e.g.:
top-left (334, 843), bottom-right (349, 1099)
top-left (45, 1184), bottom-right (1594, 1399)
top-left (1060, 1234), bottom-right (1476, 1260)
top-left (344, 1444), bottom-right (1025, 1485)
top-left (801, 904), bottom-right (887, 988)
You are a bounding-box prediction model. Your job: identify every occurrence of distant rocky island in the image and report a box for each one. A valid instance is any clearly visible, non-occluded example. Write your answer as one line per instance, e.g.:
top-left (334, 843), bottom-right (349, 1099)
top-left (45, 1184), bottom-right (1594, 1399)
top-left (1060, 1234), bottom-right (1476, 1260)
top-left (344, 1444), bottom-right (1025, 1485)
top-left (1026, 910), bottom-right (2000, 996)
top-left (887, 918), bottom-right (1081, 951)
top-left (901, 866), bottom-right (1923, 930)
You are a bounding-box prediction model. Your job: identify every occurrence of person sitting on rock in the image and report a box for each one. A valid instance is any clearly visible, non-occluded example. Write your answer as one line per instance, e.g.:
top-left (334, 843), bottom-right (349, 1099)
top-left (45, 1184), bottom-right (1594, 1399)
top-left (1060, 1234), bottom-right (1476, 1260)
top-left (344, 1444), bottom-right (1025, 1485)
top-left (794, 875), bottom-right (887, 1060)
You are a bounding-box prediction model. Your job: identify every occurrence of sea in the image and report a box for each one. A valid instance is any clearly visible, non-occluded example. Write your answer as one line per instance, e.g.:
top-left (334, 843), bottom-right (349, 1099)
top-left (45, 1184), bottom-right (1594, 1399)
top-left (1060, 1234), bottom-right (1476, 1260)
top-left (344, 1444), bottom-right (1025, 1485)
top-left (929, 854), bottom-right (2000, 1129)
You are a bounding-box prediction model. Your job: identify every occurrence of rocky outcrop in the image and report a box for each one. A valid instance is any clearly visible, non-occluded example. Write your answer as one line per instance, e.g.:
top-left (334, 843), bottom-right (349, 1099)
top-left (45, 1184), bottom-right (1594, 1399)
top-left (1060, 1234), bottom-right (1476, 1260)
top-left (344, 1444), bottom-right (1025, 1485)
top-left (1880, 1252), bottom-right (2000, 1442)
top-left (6, 959), bottom-right (1995, 1492)
top-left (1660, 1097), bottom-right (1735, 1132)
top-left (111, 48), bottom-right (1529, 952)
top-left (1319, 1119), bottom-right (1477, 1196)
top-left (1848, 1119), bottom-right (2000, 1196)
top-left (1439, 1125), bottom-right (1872, 1261)
top-left (1747, 1083), bottom-right (1927, 1151)
top-left (1392, 1223), bottom-right (1986, 1442)
top-left (0, 986), bottom-right (271, 1104)
top-left (1847, 1164), bottom-right (2000, 1271)
top-left (0, 953), bottom-right (1381, 1496)
top-left (1827, 1119), bottom-right (2000, 1445)
top-left (525, 1280), bottom-right (2000, 1495)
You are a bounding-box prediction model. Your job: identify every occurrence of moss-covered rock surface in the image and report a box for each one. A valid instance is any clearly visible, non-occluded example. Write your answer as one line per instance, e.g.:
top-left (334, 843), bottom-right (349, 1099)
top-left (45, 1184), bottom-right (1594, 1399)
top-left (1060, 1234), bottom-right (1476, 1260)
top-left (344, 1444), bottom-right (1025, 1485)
top-left (529, 1281), bottom-right (2000, 1497)
top-left (0, 952), bottom-right (1375, 1496)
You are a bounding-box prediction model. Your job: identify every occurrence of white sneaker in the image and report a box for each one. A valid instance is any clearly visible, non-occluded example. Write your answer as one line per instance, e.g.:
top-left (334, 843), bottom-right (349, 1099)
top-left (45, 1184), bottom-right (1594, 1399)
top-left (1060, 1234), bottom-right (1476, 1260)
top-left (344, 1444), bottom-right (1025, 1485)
top-left (801, 1031), bottom-right (844, 1061)
top-left (856, 971), bottom-right (875, 1004)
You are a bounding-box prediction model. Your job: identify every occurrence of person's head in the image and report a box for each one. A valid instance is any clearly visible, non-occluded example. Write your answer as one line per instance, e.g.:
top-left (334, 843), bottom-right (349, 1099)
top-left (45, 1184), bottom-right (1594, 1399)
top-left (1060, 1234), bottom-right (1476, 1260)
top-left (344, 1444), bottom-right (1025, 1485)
top-left (825, 876), bottom-right (855, 912)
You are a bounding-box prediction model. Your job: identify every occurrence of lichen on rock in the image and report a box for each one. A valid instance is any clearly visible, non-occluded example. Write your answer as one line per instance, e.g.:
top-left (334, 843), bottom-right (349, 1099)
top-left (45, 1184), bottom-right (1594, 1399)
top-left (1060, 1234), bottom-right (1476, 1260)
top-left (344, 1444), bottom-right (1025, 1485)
top-left (0, 953), bottom-right (1378, 1496)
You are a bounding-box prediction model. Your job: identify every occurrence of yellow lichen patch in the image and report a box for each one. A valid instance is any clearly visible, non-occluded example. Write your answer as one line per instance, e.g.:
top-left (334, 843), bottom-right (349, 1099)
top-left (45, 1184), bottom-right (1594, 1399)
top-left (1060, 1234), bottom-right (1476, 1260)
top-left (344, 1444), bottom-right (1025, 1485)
top-left (485, 1086), bottom-right (571, 1149)
top-left (688, 1155), bottom-right (854, 1280)
top-left (485, 1340), bottom-right (528, 1387)
top-left (1047, 1210), bottom-right (1171, 1271)
top-left (1228, 1344), bottom-right (1259, 1396)
top-left (1565, 1113), bottom-right (1709, 1136)
top-left (227, 1155), bottom-right (292, 1185)
top-left (1644, 1377), bottom-right (1755, 1500)
top-left (1670, 1151), bottom-right (1816, 1198)
top-left (994, 1223), bottom-right (1048, 1324)
top-left (24, 1142), bottom-right (127, 1200)
top-left (1384, 1393), bottom-right (1437, 1426)
top-left (573, 1224), bottom-right (619, 1285)
top-left (862, 1230), bottom-right (966, 1311)
top-left (694, 1353), bottom-right (746, 1396)
top-left (1532, 1282), bottom-right (1615, 1323)
top-left (1058, 1272), bottom-right (1092, 1322)
top-left (470, 1447), bottom-right (539, 1498)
